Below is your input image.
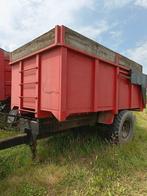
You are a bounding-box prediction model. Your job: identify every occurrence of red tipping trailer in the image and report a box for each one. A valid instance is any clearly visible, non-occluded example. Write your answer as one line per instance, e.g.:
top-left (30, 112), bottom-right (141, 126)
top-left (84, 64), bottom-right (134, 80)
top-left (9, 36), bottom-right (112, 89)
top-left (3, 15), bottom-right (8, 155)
top-left (1, 25), bottom-right (146, 157)
top-left (0, 49), bottom-right (11, 111)
top-left (10, 26), bottom-right (144, 122)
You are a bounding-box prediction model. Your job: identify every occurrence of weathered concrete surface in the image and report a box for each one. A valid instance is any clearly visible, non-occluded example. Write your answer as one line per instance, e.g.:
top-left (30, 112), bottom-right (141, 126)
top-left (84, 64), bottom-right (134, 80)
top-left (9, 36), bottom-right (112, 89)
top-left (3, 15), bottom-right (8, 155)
top-left (65, 28), bottom-right (115, 63)
top-left (11, 29), bottom-right (55, 62)
top-left (119, 55), bottom-right (142, 72)
top-left (11, 26), bottom-right (142, 73)
top-left (65, 27), bottom-right (142, 73)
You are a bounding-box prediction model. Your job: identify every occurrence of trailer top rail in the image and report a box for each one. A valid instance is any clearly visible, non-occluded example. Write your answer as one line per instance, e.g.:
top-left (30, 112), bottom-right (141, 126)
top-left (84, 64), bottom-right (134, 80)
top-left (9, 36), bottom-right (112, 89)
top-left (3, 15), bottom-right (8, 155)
top-left (11, 25), bottom-right (142, 73)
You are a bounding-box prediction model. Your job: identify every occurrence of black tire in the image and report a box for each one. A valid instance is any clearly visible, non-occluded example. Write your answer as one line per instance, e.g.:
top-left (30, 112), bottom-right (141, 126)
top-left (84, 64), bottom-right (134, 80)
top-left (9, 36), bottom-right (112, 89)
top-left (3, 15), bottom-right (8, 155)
top-left (111, 110), bottom-right (135, 144)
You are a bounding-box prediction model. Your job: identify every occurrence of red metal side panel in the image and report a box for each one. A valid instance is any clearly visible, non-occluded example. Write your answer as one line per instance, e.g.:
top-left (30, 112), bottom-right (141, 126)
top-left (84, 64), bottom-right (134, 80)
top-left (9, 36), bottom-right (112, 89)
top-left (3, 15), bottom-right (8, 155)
top-left (10, 46), bottom-right (144, 122)
top-left (131, 85), bottom-right (142, 108)
top-left (11, 62), bottom-right (20, 108)
top-left (4, 52), bottom-right (11, 100)
top-left (0, 50), bottom-right (5, 100)
top-left (118, 70), bottom-right (142, 110)
top-left (94, 61), bottom-right (115, 111)
top-left (61, 49), bottom-right (115, 119)
top-left (22, 57), bottom-right (37, 109)
top-left (0, 49), bottom-right (11, 101)
top-left (118, 77), bottom-right (130, 109)
top-left (40, 48), bottom-right (61, 119)
top-left (4, 60), bottom-right (11, 98)
top-left (66, 50), bottom-right (93, 113)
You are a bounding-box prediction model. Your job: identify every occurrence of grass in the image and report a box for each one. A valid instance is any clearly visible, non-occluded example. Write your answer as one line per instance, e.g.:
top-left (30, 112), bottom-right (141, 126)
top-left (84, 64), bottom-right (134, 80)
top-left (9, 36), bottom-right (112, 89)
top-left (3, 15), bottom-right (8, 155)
top-left (0, 110), bottom-right (147, 195)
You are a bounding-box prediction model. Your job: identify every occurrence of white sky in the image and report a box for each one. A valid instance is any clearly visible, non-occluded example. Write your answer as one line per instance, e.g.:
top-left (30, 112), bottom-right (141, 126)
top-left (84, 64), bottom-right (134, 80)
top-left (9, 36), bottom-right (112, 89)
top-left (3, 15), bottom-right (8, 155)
top-left (1, 0), bottom-right (147, 73)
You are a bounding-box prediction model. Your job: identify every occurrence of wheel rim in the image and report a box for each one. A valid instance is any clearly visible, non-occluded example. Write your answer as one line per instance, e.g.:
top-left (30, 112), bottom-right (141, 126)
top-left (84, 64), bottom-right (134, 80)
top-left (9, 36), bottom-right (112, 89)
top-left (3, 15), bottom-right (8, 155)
top-left (122, 119), bottom-right (131, 139)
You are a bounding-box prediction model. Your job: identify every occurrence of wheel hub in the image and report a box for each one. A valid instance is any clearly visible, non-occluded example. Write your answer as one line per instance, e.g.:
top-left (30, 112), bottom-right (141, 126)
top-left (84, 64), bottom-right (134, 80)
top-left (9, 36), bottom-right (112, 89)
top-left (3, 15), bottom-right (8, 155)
top-left (122, 119), bottom-right (131, 139)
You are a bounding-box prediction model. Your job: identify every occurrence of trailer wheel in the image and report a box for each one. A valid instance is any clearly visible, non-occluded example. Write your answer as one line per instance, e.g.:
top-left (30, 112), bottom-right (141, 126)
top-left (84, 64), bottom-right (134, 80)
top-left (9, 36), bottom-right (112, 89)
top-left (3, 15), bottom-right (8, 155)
top-left (111, 110), bottom-right (135, 144)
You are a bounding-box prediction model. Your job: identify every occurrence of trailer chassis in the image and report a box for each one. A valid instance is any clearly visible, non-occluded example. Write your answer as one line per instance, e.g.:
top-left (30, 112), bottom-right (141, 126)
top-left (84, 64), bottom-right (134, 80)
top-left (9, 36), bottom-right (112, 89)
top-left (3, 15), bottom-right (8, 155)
top-left (0, 113), bottom-right (98, 158)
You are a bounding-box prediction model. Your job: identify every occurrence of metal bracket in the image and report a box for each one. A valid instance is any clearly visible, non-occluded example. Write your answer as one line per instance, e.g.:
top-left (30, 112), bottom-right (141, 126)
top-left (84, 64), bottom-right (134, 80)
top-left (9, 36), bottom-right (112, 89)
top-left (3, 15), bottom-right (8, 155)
top-left (22, 119), bottom-right (39, 159)
top-left (131, 70), bottom-right (147, 105)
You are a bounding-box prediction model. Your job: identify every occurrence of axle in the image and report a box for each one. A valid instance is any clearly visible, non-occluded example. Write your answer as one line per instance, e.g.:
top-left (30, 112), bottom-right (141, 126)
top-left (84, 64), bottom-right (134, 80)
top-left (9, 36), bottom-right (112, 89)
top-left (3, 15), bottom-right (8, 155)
top-left (0, 113), bottom-right (97, 159)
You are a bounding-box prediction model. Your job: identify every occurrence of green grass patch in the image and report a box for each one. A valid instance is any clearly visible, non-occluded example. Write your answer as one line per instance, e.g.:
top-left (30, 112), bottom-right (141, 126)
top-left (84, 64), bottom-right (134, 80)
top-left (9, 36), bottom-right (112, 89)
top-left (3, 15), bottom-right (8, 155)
top-left (0, 110), bottom-right (147, 195)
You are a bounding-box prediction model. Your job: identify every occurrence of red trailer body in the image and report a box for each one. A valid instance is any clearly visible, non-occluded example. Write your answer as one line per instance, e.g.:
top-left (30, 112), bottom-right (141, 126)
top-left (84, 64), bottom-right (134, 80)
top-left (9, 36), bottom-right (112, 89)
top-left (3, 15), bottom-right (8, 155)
top-left (0, 49), bottom-right (11, 101)
top-left (10, 26), bottom-right (144, 124)
top-left (1, 25), bottom-right (146, 155)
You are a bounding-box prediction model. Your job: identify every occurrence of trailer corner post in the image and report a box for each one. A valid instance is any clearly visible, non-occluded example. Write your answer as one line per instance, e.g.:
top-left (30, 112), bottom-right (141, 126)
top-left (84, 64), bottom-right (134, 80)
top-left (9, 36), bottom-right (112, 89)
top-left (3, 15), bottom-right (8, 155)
top-left (93, 59), bottom-right (100, 111)
top-left (55, 25), bottom-right (65, 45)
top-left (114, 54), bottom-right (120, 114)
